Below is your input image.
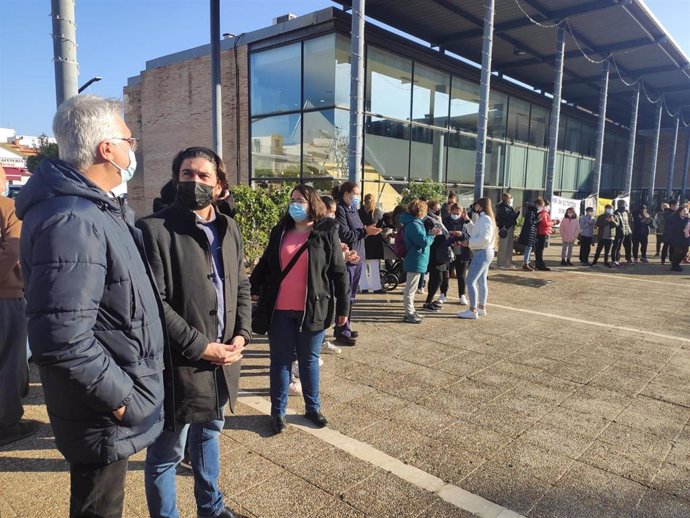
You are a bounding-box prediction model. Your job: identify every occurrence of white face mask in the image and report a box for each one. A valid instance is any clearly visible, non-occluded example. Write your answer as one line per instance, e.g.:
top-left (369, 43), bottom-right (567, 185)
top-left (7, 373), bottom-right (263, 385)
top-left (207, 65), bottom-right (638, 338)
top-left (450, 214), bottom-right (461, 220)
top-left (109, 148), bottom-right (137, 183)
top-left (605, 208), bottom-right (613, 215)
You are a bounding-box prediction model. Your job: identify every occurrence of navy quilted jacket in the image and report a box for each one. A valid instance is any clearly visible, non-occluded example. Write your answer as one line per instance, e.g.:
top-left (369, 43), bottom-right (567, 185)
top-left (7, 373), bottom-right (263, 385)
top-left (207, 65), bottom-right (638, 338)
top-left (15, 158), bottom-right (166, 465)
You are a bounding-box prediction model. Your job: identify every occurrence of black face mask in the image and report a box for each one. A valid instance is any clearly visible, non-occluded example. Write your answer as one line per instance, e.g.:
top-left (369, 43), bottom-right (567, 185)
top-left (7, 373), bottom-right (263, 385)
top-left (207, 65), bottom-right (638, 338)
top-left (176, 181), bottom-right (214, 210)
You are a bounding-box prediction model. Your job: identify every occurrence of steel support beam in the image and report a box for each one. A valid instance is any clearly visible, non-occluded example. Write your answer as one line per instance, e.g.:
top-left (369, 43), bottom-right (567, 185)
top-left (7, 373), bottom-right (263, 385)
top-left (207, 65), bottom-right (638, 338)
top-left (474, 0), bottom-right (495, 201)
top-left (210, 0), bottom-right (222, 156)
top-left (51, 0), bottom-right (78, 108)
top-left (348, 0), bottom-right (365, 185)
top-left (545, 27), bottom-right (566, 204)
top-left (681, 131), bottom-right (690, 202)
top-left (592, 60), bottom-right (610, 198)
top-left (667, 117), bottom-right (680, 198)
top-left (648, 103), bottom-right (664, 209)
top-left (623, 84), bottom-right (640, 196)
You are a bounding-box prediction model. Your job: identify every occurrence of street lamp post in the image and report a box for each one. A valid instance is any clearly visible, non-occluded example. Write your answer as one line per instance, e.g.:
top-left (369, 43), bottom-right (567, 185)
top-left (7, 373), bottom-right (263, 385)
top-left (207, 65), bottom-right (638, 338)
top-left (78, 76), bottom-right (102, 93)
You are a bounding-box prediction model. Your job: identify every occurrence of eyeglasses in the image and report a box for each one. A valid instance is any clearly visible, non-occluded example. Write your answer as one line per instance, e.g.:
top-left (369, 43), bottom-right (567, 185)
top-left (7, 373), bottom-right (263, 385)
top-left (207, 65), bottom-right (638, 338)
top-left (110, 137), bottom-right (139, 152)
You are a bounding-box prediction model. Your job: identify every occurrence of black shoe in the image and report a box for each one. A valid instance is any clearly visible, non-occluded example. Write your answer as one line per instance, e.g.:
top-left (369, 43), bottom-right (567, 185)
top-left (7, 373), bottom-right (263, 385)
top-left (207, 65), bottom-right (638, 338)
top-left (304, 411), bottom-right (328, 428)
top-left (561, 259), bottom-right (567, 266)
top-left (0, 420), bottom-right (40, 447)
top-left (334, 335), bottom-right (357, 346)
top-left (373, 289), bottom-right (386, 294)
top-left (604, 262), bottom-right (612, 268)
top-left (567, 261), bottom-right (574, 266)
top-left (580, 261), bottom-right (590, 266)
top-left (271, 415), bottom-right (287, 435)
top-left (350, 330), bottom-right (359, 338)
top-left (421, 302), bottom-right (439, 312)
top-left (590, 261), bottom-right (597, 266)
top-left (536, 265), bottom-right (551, 271)
top-left (671, 266), bottom-right (683, 272)
top-left (199, 507), bottom-right (239, 518)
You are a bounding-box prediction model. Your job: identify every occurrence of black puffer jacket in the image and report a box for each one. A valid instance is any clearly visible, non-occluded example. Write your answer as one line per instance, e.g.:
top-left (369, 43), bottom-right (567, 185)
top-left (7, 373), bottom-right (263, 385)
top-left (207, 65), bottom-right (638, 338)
top-left (136, 204), bottom-right (252, 426)
top-left (16, 159), bottom-right (166, 465)
top-left (250, 217), bottom-right (350, 332)
top-left (518, 205), bottom-right (538, 248)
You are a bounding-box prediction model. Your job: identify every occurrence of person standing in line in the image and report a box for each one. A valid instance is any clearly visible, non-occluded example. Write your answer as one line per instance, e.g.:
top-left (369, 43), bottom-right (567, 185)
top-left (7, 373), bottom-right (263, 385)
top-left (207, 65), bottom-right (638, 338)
top-left (661, 200), bottom-right (678, 265)
top-left (653, 202), bottom-right (669, 257)
top-left (559, 207), bottom-right (579, 266)
top-left (422, 200), bottom-right (455, 311)
top-left (137, 147), bottom-right (251, 518)
top-left (443, 203), bottom-right (470, 305)
top-left (440, 191), bottom-right (458, 220)
top-left (400, 199), bottom-right (440, 324)
top-left (457, 198), bottom-right (496, 320)
top-left (518, 198), bottom-right (542, 271)
top-left (591, 204), bottom-right (618, 267)
top-left (535, 200), bottom-right (557, 271)
top-left (631, 204), bottom-right (653, 263)
top-left (494, 192), bottom-right (519, 269)
top-left (251, 185), bottom-right (350, 433)
top-left (667, 203), bottom-right (690, 272)
top-left (16, 95), bottom-right (166, 517)
top-left (357, 193), bottom-right (384, 294)
top-left (578, 206), bottom-right (596, 265)
top-left (333, 182), bottom-right (381, 345)
top-left (0, 165), bottom-right (36, 447)
top-left (611, 199), bottom-right (633, 266)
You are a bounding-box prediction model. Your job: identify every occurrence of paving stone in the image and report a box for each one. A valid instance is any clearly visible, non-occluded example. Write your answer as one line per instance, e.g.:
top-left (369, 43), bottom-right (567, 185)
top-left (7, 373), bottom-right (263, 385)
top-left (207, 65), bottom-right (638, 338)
top-left (560, 386), bottom-right (632, 419)
top-left (385, 401), bottom-right (456, 437)
top-left (518, 422), bottom-right (598, 459)
top-left (650, 461), bottom-right (690, 501)
top-left (487, 443), bottom-right (574, 485)
top-left (218, 449), bottom-right (285, 498)
top-left (414, 500), bottom-right (477, 518)
top-left (432, 419), bottom-right (512, 459)
top-left (352, 419), bottom-right (429, 458)
top-left (401, 435), bottom-right (486, 485)
top-left (341, 470), bottom-right (437, 518)
top-left (247, 427), bottom-right (331, 468)
top-left (641, 381), bottom-right (690, 408)
top-left (634, 489), bottom-right (690, 518)
top-left (614, 396), bottom-right (690, 440)
top-left (325, 401), bottom-right (382, 436)
top-left (307, 498), bottom-right (366, 518)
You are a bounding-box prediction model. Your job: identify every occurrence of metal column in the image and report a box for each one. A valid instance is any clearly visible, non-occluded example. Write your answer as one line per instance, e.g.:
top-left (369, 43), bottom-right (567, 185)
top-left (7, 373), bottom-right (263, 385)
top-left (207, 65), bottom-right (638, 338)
top-left (647, 103), bottom-right (663, 209)
top-left (623, 84), bottom-right (640, 196)
top-left (348, 0), bottom-right (366, 185)
top-left (545, 26), bottom-right (566, 204)
top-left (667, 117), bottom-right (680, 198)
top-left (681, 131), bottom-right (690, 202)
top-left (51, 0), bottom-right (78, 108)
top-left (210, 0), bottom-right (223, 156)
top-left (474, 0), bottom-right (496, 201)
top-left (592, 60), bottom-right (609, 199)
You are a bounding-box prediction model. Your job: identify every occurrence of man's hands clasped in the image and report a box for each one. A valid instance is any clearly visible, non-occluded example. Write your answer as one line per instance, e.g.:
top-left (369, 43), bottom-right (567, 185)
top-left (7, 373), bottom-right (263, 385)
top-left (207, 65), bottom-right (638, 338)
top-left (202, 336), bottom-right (246, 366)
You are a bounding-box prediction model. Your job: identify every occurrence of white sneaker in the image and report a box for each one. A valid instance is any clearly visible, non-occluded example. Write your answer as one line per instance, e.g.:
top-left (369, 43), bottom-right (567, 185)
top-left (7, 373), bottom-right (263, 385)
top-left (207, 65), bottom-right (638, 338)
top-left (321, 341), bottom-right (342, 354)
top-left (459, 295), bottom-right (468, 305)
top-left (291, 361), bottom-right (300, 379)
top-left (439, 294), bottom-right (447, 304)
top-left (416, 288), bottom-right (426, 295)
top-left (477, 308), bottom-right (487, 317)
top-left (318, 357), bottom-right (324, 367)
top-left (289, 380), bottom-right (302, 395)
top-left (457, 309), bottom-right (478, 320)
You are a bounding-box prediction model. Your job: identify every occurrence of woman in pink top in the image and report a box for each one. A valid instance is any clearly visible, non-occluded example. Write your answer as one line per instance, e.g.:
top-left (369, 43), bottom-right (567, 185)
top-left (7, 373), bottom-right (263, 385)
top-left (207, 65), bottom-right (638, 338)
top-left (559, 207), bottom-right (580, 266)
top-left (250, 185), bottom-right (350, 434)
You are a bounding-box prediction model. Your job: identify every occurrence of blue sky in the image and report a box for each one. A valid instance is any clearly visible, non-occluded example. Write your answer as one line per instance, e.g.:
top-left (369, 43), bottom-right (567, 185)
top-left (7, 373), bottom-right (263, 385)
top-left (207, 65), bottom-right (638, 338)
top-left (1, 0), bottom-right (688, 136)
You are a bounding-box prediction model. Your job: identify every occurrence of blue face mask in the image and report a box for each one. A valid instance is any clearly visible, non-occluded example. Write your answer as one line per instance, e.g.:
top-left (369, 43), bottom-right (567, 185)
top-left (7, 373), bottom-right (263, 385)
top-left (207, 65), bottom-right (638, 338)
top-left (351, 195), bottom-right (361, 209)
top-left (289, 202), bottom-right (309, 222)
top-left (109, 149), bottom-right (137, 183)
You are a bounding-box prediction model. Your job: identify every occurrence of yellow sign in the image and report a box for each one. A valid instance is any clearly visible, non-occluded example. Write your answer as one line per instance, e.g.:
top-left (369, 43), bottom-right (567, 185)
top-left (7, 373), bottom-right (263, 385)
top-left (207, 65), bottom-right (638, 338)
top-left (596, 197), bottom-right (613, 215)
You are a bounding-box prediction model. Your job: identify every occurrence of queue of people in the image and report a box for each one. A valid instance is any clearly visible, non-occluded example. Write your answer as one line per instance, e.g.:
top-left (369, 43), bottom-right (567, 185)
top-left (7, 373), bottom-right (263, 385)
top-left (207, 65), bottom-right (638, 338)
top-left (2, 94), bottom-right (690, 518)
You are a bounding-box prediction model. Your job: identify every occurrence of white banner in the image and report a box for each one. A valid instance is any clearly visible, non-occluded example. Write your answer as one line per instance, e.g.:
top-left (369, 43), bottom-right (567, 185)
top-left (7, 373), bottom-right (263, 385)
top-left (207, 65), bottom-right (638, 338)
top-left (551, 195), bottom-right (581, 223)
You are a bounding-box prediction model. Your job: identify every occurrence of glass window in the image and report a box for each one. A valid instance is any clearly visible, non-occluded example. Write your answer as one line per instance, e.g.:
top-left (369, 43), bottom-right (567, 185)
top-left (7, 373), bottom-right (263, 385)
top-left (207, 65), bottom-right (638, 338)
top-left (449, 76), bottom-right (480, 134)
top-left (447, 132), bottom-right (476, 184)
top-left (411, 63), bottom-right (450, 127)
top-left (366, 46), bottom-right (413, 121)
top-left (579, 122), bottom-right (595, 157)
top-left (565, 117), bottom-right (581, 154)
top-left (302, 109), bottom-right (349, 179)
top-left (410, 126), bottom-right (447, 182)
top-left (364, 115), bottom-right (410, 182)
top-left (526, 148), bottom-right (546, 189)
top-left (485, 140), bottom-right (505, 186)
top-left (250, 43), bottom-right (301, 116)
top-left (504, 144), bottom-right (528, 188)
top-left (251, 113), bottom-right (301, 179)
top-left (506, 98), bottom-right (530, 143)
top-left (528, 105), bottom-right (548, 148)
top-left (303, 34), bottom-right (351, 110)
top-left (488, 91), bottom-right (508, 139)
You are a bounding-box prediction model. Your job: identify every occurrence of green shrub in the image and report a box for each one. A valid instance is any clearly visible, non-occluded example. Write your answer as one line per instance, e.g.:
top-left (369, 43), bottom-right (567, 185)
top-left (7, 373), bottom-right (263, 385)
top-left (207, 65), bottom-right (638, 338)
top-left (399, 179), bottom-right (447, 206)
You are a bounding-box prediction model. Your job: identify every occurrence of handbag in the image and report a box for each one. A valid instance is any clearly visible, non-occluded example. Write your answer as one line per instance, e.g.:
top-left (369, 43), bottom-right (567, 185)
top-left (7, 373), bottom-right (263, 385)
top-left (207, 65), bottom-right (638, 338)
top-left (498, 227), bottom-right (508, 239)
top-left (251, 240), bottom-right (309, 335)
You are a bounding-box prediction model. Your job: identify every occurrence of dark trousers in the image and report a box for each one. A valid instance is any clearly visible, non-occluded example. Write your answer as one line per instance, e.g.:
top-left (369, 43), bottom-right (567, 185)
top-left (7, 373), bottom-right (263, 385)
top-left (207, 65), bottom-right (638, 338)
top-left (611, 234), bottom-right (631, 262)
top-left (0, 298), bottom-right (28, 431)
top-left (671, 245), bottom-right (689, 269)
top-left (593, 239), bottom-right (613, 264)
top-left (632, 235), bottom-right (648, 260)
top-left (579, 236), bottom-right (593, 263)
top-left (70, 458), bottom-right (128, 518)
top-left (655, 234), bottom-right (664, 255)
top-left (425, 268), bottom-right (449, 303)
top-left (335, 262), bottom-right (362, 338)
top-left (535, 234), bottom-right (547, 267)
top-left (661, 241), bottom-right (673, 263)
top-left (448, 257), bottom-right (467, 297)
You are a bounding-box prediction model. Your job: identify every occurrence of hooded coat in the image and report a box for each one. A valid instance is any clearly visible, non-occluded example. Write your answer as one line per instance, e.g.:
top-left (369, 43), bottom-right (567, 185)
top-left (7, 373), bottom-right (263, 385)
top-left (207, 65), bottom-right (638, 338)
top-left (518, 205), bottom-right (538, 248)
top-left (15, 158), bottom-right (167, 465)
top-left (400, 213), bottom-right (435, 273)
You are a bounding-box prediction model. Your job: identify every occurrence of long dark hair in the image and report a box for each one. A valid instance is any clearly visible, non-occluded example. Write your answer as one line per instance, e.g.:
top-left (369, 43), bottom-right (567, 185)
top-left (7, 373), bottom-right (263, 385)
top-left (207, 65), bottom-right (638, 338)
top-left (331, 181), bottom-right (358, 202)
top-left (280, 184), bottom-right (327, 229)
top-left (474, 197), bottom-right (494, 221)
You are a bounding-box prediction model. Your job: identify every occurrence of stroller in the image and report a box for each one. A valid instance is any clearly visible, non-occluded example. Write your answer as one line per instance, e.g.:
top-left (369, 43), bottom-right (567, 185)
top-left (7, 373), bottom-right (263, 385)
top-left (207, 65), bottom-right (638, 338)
top-left (380, 240), bottom-right (405, 292)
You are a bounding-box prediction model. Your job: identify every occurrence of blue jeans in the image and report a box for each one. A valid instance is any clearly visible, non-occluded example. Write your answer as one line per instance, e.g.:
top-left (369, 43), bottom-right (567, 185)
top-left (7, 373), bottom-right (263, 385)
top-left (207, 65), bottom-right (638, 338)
top-left (523, 245), bottom-right (532, 264)
top-left (466, 248), bottom-right (494, 308)
top-left (335, 262), bottom-right (361, 337)
top-left (145, 417), bottom-right (225, 518)
top-left (269, 310), bottom-right (325, 416)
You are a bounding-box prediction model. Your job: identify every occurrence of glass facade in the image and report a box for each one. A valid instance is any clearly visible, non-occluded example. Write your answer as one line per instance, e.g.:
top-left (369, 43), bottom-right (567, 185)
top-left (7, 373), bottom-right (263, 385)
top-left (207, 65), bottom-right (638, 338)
top-left (248, 29), bottom-right (627, 203)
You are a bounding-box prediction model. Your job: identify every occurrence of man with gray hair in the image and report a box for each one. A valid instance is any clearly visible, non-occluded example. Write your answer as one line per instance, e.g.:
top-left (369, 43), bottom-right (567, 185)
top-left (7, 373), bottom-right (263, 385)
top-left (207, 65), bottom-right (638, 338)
top-left (15, 95), bottom-right (167, 518)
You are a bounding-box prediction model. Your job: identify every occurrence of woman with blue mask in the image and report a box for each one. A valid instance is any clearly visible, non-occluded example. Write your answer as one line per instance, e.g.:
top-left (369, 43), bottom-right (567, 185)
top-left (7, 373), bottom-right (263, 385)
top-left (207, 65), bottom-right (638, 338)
top-left (331, 182), bottom-right (381, 346)
top-left (251, 185), bottom-right (350, 434)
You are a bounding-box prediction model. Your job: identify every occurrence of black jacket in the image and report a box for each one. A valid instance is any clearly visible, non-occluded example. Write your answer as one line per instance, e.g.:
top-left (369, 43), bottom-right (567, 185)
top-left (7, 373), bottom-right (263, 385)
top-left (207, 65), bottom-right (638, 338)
top-left (16, 159), bottom-right (166, 464)
top-left (359, 207), bottom-right (384, 260)
top-left (250, 217), bottom-right (350, 332)
top-left (336, 202), bottom-right (366, 259)
top-left (666, 213), bottom-right (689, 247)
top-left (518, 206), bottom-right (538, 247)
top-left (136, 204), bottom-right (252, 426)
top-left (495, 201), bottom-right (519, 230)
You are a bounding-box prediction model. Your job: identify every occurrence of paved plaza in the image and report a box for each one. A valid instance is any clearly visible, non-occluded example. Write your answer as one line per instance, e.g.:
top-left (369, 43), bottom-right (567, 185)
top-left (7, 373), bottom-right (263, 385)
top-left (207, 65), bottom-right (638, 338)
top-left (1, 242), bottom-right (689, 518)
